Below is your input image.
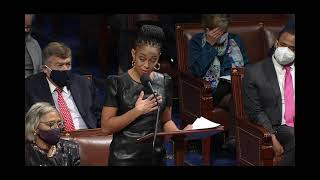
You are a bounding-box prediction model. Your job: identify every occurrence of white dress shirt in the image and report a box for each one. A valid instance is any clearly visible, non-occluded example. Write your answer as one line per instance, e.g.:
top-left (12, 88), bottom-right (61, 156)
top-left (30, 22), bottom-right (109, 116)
top-left (272, 56), bottom-right (295, 125)
top-left (46, 78), bottom-right (88, 130)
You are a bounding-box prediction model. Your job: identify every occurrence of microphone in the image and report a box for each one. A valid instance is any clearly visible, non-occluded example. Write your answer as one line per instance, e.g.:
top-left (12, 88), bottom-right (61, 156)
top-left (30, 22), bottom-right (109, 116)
top-left (140, 74), bottom-right (161, 165)
top-left (140, 74), bottom-right (156, 94)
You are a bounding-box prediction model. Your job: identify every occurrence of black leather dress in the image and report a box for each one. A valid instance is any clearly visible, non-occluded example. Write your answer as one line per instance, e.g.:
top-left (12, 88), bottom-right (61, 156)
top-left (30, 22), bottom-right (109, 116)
top-left (25, 139), bottom-right (80, 166)
top-left (104, 72), bottom-right (172, 166)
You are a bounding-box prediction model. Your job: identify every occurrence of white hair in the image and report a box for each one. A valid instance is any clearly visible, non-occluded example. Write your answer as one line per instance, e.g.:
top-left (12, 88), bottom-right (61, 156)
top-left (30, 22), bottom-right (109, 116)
top-left (25, 102), bottom-right (58, 142)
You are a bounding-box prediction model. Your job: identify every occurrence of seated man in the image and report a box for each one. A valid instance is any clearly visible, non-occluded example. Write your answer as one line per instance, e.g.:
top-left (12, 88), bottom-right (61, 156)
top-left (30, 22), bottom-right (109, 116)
top-left (188, 14), bottom-right (249, 150)
top-left (243, 24), bottom-right (295, 166)
top-left (25, 42), bottom-right (101, 131)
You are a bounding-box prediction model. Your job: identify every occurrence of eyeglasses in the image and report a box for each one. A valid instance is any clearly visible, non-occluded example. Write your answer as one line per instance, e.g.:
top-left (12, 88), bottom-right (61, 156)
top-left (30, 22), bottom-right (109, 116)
top-left (277, 41), bottom-right (295, 52)
top-left (40, 120), bottom-right (64, 129)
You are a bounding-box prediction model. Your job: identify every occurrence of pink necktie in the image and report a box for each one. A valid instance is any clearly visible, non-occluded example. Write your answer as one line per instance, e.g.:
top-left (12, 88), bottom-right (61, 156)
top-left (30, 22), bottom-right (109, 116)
top-left (284, 65), bottom-right (295, 127)
top-left (56, 88), bottom-right (75, 131)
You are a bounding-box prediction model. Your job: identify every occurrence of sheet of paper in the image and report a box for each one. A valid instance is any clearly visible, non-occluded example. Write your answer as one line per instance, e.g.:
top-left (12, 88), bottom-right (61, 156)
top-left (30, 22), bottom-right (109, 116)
top-left (192, 116), bottom-right (221, 130)
top-left (219, 75), bottom-right (231, 81)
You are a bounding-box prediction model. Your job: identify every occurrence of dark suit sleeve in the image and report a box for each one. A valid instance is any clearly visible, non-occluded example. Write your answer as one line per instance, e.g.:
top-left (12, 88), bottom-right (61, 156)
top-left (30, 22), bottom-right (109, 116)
top-left (242, 66), bottom-right (275, 133)
top-left (88, 78), bottom-right (102, 128)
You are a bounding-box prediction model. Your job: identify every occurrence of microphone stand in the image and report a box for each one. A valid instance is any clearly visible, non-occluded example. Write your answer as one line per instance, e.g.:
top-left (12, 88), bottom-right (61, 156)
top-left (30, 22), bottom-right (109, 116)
top-left (151, 90), bottom-right (161, 166)
top-left (141, 75), bottom-right (162, 165)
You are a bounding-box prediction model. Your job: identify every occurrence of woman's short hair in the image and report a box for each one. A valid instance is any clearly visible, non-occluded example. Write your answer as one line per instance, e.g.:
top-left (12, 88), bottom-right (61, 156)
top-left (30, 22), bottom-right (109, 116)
top-left (25, 102), bottom-right (59, 142)
top-left (201, 14), bottom-right (230, 31)
top-left (133, 24), bottom-right (165, 50)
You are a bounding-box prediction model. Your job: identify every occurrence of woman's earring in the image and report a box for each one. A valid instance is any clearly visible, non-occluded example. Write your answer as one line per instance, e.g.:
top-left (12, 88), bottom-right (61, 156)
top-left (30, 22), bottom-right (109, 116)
top-left (154, 63), bottom-right (160, 71)
top-left (33, 131), bottom-right (37, 143)
top-left (132, 60), bottom-right (135, 67)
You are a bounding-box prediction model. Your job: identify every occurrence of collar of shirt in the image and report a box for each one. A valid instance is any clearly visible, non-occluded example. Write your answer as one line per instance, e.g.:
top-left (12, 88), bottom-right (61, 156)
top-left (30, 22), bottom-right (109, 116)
top-left (46, 77), bottom-right (69, 94)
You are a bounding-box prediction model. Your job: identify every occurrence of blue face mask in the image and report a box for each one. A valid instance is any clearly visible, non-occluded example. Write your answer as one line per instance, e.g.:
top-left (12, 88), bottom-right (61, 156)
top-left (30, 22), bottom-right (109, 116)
top-left (37, 128), bottom-right (61, 145)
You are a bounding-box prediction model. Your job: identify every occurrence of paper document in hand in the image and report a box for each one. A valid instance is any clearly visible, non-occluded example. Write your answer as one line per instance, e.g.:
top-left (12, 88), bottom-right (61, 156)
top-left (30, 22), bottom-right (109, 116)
top-left (192, 117), bottom-right (220, 130)
top-left (219, 75), bottom-right (231, 81)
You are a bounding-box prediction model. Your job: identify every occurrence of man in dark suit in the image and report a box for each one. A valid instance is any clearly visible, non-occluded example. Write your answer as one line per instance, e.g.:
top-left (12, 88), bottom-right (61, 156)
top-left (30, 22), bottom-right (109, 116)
top-left (243, 25), bottom-right (295, 166)
top-left (25, 42), bottom-right (100, 131)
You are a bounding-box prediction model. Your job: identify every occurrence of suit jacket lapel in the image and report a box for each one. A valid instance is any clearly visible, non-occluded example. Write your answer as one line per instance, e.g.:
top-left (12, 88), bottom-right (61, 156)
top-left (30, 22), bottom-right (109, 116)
top-left (69, 76), bottom-right (85, 117)
top-left (264, 58), bottom-right (281, 105)
top-left (39, 73), bottom-right (55, 105)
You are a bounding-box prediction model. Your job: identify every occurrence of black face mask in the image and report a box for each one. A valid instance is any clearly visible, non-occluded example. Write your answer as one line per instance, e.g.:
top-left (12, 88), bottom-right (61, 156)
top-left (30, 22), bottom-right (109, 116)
top-left (50, 70), bottom-right (71, 88)
top-left (37, 128), bottom-right (61, 145)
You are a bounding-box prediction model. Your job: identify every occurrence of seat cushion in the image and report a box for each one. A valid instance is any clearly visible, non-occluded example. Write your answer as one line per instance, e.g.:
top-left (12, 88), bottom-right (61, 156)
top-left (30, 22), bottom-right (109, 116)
top-left (74, 135), bottom-right (112, 166)
top-left (61, 128), bottom-right (113, 166)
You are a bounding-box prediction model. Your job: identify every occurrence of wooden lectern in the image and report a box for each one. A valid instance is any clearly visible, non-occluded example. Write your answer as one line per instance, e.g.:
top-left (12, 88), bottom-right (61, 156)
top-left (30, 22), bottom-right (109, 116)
top-left (137, 126), bottom-right (224, 166)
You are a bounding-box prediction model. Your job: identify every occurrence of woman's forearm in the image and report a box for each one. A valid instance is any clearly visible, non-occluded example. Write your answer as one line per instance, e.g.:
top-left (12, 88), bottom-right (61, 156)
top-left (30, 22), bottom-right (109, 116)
top-left (163, 120), bottom-right (179, 132)
top-left (102, 108), bottom-right (142, 134)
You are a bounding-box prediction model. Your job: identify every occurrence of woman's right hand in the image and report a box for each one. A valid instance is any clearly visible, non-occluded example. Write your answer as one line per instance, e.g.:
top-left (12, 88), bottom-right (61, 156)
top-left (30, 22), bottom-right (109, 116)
top-left (134, 91), bottom-right (162, 115)
top-left (206, 27), bottom-right (224, 45)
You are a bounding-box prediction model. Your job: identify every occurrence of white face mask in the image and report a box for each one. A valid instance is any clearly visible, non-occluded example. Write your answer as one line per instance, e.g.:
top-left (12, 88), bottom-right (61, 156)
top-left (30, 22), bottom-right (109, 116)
top-left (274, 46), bottom-right (295, 65)
top-left (218, 32), bottom-right (228, 44)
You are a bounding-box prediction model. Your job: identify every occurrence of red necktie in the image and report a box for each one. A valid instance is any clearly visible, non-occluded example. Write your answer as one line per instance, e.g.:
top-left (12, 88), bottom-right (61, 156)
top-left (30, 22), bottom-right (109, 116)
top-left (56, 88), bottom-right (75, 131)
top-left (284, 65), bottom-right (295, 127)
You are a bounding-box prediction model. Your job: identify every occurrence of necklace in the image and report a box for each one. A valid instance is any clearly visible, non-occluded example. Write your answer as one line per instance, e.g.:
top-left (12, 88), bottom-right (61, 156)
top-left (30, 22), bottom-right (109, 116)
top-left (47, 145), bottom-right (57, 158)
top-left (32, 139), bottom-right (57, 158)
